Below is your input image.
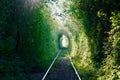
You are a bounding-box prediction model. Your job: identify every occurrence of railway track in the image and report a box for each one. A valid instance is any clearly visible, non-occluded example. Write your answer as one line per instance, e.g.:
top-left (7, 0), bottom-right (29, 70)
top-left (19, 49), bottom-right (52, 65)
top-left (41, 50), bottom-right (81, 80)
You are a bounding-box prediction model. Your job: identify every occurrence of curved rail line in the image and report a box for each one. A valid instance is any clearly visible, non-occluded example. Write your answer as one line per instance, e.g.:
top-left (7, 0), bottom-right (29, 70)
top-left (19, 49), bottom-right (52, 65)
top-left (41, 50), bottom-right (81, 80)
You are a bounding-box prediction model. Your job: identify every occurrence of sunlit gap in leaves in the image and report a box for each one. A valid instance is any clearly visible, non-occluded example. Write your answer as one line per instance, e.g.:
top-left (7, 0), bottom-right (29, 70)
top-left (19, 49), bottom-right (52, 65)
top-left (47, 0), bottom-right (72, 25)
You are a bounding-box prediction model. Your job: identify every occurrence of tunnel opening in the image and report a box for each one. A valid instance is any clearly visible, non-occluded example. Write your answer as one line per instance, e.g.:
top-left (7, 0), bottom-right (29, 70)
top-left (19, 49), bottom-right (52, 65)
top-left (60, 34), bottom-right (69, 49)
top-left (58, 30), bottom-right (70, 50)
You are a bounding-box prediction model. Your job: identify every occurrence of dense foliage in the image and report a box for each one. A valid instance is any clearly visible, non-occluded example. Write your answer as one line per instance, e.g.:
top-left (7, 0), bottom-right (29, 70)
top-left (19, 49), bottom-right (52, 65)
top-left (0, 0), bottom-right (120, 80)
top-left (0, 0), bottom-right (58, 80)
top-left (70, 0), bottom-right (120, 79)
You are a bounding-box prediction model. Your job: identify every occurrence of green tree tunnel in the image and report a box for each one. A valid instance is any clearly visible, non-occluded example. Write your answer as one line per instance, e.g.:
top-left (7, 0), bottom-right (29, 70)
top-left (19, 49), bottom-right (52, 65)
top-left (0, 0), bottom-right (120, 80)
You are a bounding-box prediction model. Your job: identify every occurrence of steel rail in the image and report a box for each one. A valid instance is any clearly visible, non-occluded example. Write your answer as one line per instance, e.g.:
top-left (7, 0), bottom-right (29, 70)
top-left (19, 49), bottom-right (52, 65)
top-left (42, 50), bottom-right (61, 80)
top-left (67, 51), bottom-right (81, 80)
